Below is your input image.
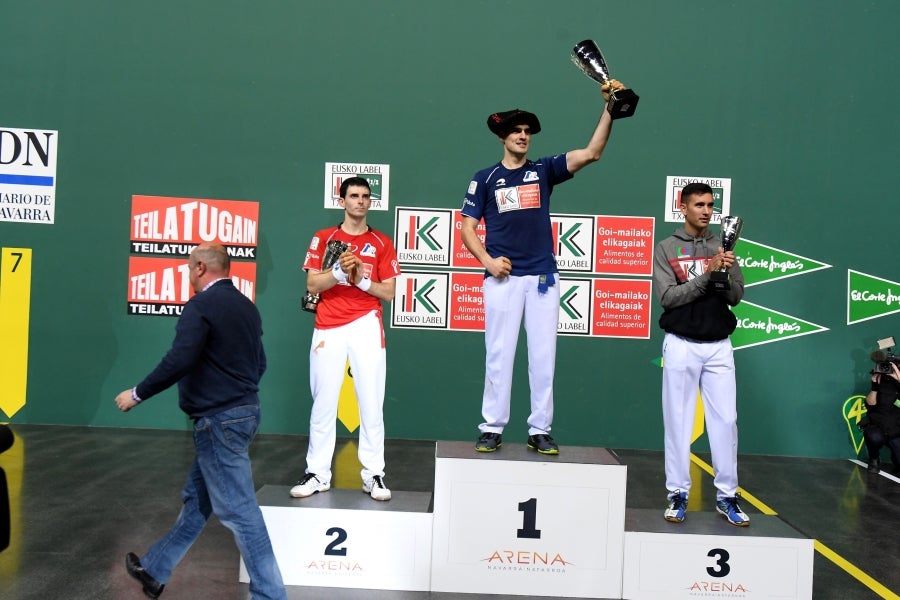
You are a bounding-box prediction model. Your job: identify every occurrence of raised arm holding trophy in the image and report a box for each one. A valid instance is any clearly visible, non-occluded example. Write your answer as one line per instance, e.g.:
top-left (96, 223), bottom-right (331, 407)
top-left (571, 39), bottom-right (640, 119)
top-left (460, 38), bottom-right (634, 457)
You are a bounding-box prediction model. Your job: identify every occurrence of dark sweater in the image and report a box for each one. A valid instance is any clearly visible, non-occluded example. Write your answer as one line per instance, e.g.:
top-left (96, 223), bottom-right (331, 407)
top-left (136, 279), bottom-right (266, 418)
top-left (653, 228), bottom-right (743, 341)
top-left (863, 376), bottom-right (900, 438)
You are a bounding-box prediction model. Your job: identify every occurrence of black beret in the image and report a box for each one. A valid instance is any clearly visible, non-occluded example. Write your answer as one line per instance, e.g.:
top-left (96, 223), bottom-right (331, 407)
top-left (486, 109), bottom-right (541, 136)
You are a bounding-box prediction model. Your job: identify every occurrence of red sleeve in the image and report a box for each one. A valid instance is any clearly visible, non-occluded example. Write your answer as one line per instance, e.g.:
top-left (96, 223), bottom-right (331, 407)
top-left (302, 229), bottom-right (328, 271)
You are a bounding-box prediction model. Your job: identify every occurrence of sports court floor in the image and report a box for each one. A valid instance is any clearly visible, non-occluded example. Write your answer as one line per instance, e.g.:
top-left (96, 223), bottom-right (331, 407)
top-left (0, 425), bottom-right (896, 599)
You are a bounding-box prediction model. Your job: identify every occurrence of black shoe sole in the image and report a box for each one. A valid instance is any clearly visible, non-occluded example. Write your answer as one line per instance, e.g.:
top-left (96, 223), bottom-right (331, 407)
top-left (527, 444), bottom-right (559, 455)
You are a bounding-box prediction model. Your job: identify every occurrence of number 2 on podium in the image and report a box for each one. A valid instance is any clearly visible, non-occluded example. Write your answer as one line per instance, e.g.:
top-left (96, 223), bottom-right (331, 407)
top-left (324, 527), bottom-right (348, 556)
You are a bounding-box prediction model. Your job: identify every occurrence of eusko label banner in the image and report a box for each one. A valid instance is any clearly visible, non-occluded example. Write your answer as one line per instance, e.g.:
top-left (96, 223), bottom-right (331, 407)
top-left (664, 175), bottom-right (731, 225)
top-left (324, 162), bottom-right (390, 211)
top-left (391, 207), bottom-right (654, 339)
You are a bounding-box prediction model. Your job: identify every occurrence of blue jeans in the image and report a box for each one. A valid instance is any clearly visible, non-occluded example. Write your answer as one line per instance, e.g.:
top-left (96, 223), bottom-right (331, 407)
top-left (141, 404), bottom-right (286, 600)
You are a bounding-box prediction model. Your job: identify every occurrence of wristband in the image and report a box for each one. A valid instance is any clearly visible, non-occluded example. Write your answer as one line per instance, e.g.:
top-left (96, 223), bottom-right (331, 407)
top-left (356, 277), bottom-right (372, 292)
top-left (871, 381), bottom-right (880, 393)
top-left (331, 261), bottom-right (348, 284)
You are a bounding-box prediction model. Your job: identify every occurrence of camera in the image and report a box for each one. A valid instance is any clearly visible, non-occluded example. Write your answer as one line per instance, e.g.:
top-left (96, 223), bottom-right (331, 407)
top-left (871, 336), bottom-right (899, 374)
top-left (873, 354), bottom-right (900, 375)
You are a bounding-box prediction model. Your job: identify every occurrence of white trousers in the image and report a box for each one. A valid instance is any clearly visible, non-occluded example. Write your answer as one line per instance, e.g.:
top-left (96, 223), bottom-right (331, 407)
top-left (306, 310), bottom-right (386, 483)
top-left (479, 274), bottom-right (559, 436)
top-left (662, 333), bottom-right (738, 500)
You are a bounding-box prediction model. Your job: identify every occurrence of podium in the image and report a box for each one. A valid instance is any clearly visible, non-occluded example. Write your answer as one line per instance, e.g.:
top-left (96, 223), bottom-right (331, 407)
top-left (241, 485), bottom-right (433, 591)
top-left (429, 441), bottom-right (628, 598)
top-left (622, 508), bottom-right (814, 599)
top-left (245, 445), bottom-right (815, 599)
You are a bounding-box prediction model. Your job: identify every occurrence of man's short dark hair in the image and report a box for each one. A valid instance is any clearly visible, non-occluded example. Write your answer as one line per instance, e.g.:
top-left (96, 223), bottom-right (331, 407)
top-left (680, 182), bottom-right (714, 203)
top-left (339, 177), bottom-right (371, 199)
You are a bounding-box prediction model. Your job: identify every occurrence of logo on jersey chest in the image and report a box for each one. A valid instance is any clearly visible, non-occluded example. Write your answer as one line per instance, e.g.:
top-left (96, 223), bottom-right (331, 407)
top-left (494, 184), bottom-right (541, 213)
top-left (674, 257), bottom-right (711, 283)
top-left (360, 243), bottom-right (376, 258)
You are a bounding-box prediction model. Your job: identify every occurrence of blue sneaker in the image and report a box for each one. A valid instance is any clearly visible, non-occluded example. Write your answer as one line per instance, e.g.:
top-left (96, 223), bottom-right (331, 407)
top-left (716, 495), bottom-right (750, 526)
top-left (664, 491), bottom-right (688, 523)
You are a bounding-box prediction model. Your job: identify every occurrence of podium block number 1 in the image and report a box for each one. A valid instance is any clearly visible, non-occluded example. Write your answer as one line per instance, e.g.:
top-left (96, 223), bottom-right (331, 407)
top-left (517, 498), bottom-right (541, 539)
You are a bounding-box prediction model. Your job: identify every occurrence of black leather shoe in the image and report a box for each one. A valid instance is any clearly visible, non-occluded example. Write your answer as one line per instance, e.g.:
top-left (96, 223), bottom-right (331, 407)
top-left (125, 552), bottom-right (165, 598)
top-left (867, 457), bottom-right (881, 474)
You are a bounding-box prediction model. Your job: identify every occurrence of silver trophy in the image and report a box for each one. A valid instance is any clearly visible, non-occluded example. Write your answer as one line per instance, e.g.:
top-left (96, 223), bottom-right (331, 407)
top-left (710, 216), bottom-right (743, 292)
top-left (301, 240), bottom-right (349, 313)
top-left (571, 40), bottom-right (639, 119)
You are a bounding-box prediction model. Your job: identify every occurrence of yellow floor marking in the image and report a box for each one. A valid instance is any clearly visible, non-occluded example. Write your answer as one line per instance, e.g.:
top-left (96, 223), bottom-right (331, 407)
top-left (690, 452), bottom-right (898, 598)
top-left (815, 540), bottom-right (899, 600)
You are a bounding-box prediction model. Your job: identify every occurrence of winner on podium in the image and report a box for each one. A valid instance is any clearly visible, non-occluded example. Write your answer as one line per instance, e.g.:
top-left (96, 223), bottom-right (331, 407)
top-left (460, 78), bottom-right (630, 456)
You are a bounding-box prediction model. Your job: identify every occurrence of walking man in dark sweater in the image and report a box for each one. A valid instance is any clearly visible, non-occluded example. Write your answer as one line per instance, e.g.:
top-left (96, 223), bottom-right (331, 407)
top-left (115, 242), bottom-right (286, 600)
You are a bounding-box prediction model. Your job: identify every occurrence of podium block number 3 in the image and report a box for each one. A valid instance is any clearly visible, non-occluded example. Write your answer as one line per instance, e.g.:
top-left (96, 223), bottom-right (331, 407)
top-left (707, 548), bottom-right (731, 577)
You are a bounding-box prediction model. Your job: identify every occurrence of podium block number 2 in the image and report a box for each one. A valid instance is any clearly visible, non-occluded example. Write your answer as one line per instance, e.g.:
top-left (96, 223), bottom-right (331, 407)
top-left (324, 527), bottom-right (349, 556)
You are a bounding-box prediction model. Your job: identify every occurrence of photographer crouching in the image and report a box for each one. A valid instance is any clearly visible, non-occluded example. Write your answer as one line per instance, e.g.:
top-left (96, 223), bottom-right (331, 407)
top-left (861, 351), bottom-right (900, 474)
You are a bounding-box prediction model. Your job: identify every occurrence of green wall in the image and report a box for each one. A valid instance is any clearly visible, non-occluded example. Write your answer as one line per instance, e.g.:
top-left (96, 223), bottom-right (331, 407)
top-left (1, 1), bottom-right (898, 458)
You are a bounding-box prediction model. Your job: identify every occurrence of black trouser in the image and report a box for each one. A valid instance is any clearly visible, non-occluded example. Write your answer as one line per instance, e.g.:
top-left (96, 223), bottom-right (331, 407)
top-left (0, 425), bottom-right (13, 553)
top-left (864, 425), bottom-right (900, 467)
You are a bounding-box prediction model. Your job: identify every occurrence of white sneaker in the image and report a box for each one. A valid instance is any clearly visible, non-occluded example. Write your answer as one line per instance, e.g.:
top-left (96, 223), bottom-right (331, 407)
top-left (362, 475), bottom-right (391, 501)
top-left (289, 473), bottom-right (330, 498)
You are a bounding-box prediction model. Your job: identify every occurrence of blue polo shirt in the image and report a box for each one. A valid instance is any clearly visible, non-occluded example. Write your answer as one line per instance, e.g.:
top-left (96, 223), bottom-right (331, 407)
top-left (461, 153), bottom-right (573, 276)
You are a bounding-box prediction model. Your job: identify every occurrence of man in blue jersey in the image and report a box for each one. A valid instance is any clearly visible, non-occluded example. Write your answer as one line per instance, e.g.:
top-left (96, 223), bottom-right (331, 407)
top-left (461, 79), bottom-right (626, 455)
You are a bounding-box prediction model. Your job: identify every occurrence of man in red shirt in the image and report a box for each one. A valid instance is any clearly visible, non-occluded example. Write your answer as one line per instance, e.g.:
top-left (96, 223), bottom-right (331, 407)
top-left (291, 177), bottom-right (400, 501)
